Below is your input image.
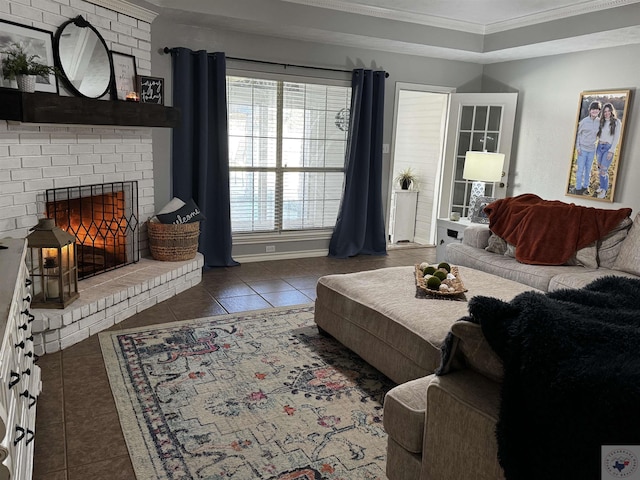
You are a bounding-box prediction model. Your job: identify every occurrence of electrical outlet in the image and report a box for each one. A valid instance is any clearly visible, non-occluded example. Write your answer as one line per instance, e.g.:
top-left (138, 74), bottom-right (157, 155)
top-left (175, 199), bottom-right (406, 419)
top-left (382, 143), bottom-right (390, 154)
top-left (266, 245), bottom-right (276, 253)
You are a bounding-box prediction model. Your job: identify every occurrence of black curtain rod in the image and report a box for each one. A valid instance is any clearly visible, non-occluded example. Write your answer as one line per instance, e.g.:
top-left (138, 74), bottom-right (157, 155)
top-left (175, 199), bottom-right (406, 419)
top-left (163, 47), bottom-right (389, 78)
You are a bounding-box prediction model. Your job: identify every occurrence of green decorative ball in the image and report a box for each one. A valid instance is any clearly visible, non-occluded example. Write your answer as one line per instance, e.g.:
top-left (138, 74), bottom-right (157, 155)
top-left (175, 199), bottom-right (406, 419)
top-left (426, 276), bottom-right (441, 290)
top-left (423, 266), bottom-right (436, 275)
top-left (433, 270), bottom-right (447, 281)
top-left (437, 262), bottom-right (451, 273)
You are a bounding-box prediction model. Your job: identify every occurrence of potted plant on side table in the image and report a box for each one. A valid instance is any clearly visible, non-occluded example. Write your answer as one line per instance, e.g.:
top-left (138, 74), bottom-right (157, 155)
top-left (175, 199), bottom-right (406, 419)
top-left (394, 167), bottom-right (418, 190)
top-left (0, 43), bottom-right (57, 93)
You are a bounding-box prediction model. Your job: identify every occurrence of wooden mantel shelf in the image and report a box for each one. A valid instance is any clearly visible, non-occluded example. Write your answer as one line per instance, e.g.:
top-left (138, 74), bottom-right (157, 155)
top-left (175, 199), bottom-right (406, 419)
top-left (0, 88), bottom-right (180, 128)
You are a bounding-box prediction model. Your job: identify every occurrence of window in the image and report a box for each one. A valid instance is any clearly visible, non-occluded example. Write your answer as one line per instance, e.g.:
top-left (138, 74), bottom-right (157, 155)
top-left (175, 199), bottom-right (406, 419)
top-left (227, 75), bottom-right (351, 234)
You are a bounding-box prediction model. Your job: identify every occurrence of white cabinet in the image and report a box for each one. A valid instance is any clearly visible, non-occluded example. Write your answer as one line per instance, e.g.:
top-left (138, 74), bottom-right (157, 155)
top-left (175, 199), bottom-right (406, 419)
top-left (389, 190), bottom-right (418, 243)
top-left (436, 218), bottom-right (472, 262)
top-left (0, 238), bottom-right (40, 480)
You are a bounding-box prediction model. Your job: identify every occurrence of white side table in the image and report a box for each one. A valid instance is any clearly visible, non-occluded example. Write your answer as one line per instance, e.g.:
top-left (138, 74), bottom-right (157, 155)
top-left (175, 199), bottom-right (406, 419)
top-left (389, 190), bottom-right (418, 243)
top-left (436, 217), bottom-right (472, 261)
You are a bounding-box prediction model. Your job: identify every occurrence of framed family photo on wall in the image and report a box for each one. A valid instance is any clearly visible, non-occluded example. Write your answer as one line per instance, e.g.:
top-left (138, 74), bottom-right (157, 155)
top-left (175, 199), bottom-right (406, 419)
top-left (566, 89), bottom-right (631, 202)
top-left (0, 19), bottom-right (58, 93)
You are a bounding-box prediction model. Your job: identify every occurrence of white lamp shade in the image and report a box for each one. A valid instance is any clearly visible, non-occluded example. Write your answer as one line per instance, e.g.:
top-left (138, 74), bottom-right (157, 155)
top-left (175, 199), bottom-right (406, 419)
top-left (463, 151), bottom-right (505, 182)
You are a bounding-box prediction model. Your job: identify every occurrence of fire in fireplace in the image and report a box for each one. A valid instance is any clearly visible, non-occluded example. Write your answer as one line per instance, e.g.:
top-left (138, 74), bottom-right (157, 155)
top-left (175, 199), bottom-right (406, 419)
top-left (45, 182), bottom-right (140, 279)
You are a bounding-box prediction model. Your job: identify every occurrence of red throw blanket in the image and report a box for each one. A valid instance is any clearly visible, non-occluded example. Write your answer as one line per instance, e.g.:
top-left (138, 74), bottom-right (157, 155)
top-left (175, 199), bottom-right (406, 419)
top-left (484, 194), bottom-right (632, 265)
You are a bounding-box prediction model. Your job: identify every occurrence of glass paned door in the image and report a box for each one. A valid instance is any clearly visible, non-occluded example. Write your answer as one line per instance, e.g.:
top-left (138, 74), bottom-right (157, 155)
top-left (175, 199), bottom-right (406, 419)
top-left (439, 93), bottom-right (518, 219)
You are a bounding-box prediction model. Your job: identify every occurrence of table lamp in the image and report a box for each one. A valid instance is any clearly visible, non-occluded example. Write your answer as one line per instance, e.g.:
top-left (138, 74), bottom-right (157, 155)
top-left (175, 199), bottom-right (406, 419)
top-left (463, 151), bottom-right (505, 220)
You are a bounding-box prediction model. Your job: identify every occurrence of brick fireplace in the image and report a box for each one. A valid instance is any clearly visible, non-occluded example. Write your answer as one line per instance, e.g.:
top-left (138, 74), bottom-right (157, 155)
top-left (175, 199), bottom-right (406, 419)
top-left (0, 0), bottom-right (204, 354)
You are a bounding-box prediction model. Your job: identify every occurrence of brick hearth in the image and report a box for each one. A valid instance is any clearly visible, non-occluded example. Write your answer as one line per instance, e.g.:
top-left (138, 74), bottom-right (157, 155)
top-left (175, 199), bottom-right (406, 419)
top-left (31, 254), bottom-right (204, 354)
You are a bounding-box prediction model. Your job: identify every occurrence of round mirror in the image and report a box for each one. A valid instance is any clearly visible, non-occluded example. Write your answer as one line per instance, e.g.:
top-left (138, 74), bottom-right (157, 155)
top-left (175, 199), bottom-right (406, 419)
top-left (54, 16), bottom-right (112, 99)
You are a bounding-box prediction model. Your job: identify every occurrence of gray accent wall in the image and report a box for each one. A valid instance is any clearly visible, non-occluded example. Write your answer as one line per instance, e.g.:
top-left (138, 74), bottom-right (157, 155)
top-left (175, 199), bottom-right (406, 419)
top-left (483, 44), bottom-right (640, 211)
top-left (149, 19), bottom-right (483, 257)
top-left (147, 15), bottom-right (639, 259)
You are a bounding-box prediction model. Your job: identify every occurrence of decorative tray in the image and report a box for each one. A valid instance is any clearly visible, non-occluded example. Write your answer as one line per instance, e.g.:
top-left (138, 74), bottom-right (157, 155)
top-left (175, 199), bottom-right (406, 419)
top-left (415, 264), bottom-right (468, 297)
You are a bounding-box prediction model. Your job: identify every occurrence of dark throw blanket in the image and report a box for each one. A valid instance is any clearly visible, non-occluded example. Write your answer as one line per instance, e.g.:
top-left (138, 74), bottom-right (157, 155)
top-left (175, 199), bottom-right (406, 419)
top-left (484, 194), bottom-right (631, 265)
top-left (441, 276), bottom-right (640, 480)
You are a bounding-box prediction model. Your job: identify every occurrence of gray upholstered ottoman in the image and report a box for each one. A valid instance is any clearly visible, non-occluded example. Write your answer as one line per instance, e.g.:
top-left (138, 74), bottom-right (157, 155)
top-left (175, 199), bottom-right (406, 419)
top-left (314, 266), bottom-right (534, 385)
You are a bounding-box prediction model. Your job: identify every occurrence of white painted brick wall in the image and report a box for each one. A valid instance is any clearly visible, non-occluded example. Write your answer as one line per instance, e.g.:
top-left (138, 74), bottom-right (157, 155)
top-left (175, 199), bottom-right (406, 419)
top-left (0, 0), bottom-right (156, 255)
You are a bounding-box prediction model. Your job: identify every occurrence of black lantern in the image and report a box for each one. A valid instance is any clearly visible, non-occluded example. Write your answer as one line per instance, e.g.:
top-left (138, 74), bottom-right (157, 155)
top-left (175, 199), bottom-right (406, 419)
top-left (26, 219), bottom-right (79, 309)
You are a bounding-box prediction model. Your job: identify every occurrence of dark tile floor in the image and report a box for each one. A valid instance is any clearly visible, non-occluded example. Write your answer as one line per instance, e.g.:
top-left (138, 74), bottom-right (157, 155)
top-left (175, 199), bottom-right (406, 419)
top-left (33, 246), bottom-right (435, 480)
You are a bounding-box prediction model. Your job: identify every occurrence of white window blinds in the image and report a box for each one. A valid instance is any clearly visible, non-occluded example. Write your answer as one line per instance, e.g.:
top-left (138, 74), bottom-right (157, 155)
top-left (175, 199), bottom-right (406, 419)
top-left (227, 75), bottom-right (351, 233)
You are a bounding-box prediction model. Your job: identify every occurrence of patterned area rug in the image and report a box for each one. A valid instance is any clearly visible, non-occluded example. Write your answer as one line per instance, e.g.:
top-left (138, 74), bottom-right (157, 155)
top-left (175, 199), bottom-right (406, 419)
top-left (99, 305), bottom-right (393, 479)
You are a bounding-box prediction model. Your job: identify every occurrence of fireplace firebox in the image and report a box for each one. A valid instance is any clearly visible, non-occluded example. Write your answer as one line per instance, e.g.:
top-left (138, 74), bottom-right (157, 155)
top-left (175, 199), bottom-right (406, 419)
top-left (45, 182), bottom-right (139, 279)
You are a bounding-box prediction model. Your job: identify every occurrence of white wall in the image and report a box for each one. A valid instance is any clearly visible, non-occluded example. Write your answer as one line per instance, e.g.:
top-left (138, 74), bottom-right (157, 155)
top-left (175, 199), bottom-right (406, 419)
top-left (0, 1), bottom-right (156, 253)
top-left (483, 44), bottom-right (640, 213)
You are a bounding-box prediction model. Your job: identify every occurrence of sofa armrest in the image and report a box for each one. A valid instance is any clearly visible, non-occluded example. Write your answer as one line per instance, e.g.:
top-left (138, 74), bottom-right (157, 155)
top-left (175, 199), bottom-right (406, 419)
top-left (449, 321), bottom-right (503, 383)
top-left (462, 224), bottom-right (491, 249)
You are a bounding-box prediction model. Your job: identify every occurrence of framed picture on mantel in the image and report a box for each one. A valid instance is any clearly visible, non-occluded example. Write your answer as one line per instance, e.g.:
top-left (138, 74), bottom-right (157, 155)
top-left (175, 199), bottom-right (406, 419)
top-left (110, 51), bottom-right (137, 101)
top-left (137, 75), bottom-right (164, 105)
top-left (0, 19), bottom-right (58, 93)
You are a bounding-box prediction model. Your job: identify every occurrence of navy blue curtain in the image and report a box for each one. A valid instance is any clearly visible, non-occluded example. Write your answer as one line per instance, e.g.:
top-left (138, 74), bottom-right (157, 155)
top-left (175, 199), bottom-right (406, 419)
top-left (328, 69), bottom-right (387, 258)
top-left (170, 48), bottom-right (238, 267)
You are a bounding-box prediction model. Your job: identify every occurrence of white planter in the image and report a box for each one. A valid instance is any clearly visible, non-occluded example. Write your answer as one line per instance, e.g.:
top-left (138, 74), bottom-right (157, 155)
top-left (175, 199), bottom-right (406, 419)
top-left (16, 75), bottom-right (36, 93)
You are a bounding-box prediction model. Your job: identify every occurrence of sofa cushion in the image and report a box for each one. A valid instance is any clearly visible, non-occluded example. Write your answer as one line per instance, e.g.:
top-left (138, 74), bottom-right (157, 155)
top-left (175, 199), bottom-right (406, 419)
top-left (566, 216), bottom-right (632, 269)
top-left (463, 224), bottom-right (491, 249)
top-left (504, 243), bottom-right (516, 258)
top-left (383, 376), bottom-right (431, 454)
top-left (548, 268), bottom-right (639, 291)
top-left (446, 243), bottom-right (590, 291)
top-left (612, 214), bottom-right (640, 275)
top-left (485, 233), bottom-right (507, 254)
top-left (572, 244), bottom-right (598, 269)
top-left (598, 217), bottom-right (632, 268)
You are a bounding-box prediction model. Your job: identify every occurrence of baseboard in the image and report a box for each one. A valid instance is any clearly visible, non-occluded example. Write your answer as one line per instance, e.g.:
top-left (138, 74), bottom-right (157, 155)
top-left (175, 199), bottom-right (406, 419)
top-left (233, 249), bottom-right (329, 263)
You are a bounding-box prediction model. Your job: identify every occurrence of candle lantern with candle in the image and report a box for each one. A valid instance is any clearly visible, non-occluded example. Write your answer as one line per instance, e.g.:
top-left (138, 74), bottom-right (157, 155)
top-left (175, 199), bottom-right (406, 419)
top-left (26, 218), bottom-right (79, 309)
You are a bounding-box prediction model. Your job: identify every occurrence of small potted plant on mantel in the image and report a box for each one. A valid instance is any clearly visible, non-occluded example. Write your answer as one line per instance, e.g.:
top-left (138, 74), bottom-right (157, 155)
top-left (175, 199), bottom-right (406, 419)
top-left (0, 43), bottom-right (57, 93)
top-left (394, 167), bottom-right (418, 190)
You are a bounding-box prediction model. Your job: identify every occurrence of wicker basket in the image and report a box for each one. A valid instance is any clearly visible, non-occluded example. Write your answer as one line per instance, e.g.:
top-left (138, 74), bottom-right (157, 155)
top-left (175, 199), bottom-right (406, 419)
top-left (147, 220), bottom-right (200, 261)
top-left (415, 264), bottom-right (468, 297)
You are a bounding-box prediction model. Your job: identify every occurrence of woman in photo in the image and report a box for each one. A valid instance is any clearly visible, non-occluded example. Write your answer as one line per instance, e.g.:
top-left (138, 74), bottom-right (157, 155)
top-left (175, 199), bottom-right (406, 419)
top-left (595, 103), bottom-right (621, 198)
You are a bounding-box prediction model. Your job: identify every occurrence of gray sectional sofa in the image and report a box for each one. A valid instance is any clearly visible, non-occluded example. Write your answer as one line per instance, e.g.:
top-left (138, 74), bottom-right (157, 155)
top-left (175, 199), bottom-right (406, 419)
top-left (379, 210), bottom-right (640, 479)
top-left (445, 213), bottom-right (640, 291)
top-left (383, 214), bottom-right (640, 480)
top-left (315, 211), bottom-right (640, 479)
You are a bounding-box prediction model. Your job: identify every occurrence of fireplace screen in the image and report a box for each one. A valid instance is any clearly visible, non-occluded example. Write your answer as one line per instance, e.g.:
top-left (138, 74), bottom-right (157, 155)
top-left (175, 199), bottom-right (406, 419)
top-left (45, 182), bottom-right (139, 279)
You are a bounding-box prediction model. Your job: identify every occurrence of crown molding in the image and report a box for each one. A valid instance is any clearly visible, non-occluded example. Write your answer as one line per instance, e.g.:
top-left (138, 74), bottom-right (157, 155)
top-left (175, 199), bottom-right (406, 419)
top-left (85, 0), bottom-right (159, 23)
top-left (485, 0), bottom-right (640, 34)
top-left (283, 0), bottom-right (640, 35)
top-left (281, 0), bottom-right (485, 34)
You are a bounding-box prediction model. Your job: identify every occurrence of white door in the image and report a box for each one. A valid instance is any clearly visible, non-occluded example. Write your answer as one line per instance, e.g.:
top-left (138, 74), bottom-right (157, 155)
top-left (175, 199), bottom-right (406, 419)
top-left (388, 83), bottom-right (453, 245)
top-left (438, 93), bottom-right (518, 219)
